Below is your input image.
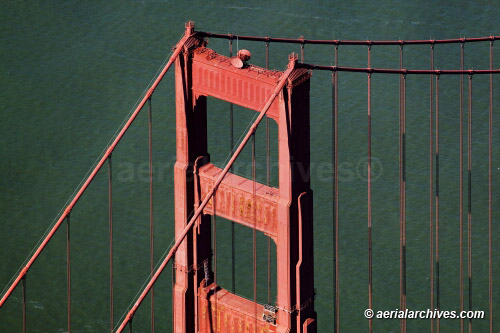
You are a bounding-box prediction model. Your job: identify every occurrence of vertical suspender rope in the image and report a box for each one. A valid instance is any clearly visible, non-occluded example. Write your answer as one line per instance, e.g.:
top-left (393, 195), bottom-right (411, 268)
top-left (332, 65), bottom-right (337, 333)
top-left (0, 30), bottom-right (192, 310)
top-left (193, 209), bottom-right (198, 332)
top-left (213, 194), bottom-right (217, 284)
top-left (265, 40), bottom-right (272, 306)
top-left (429, 43), bottom-right (435, 333)
top-left (229, 37), bottom-right (236, 295)
top-left (435, 73), bottom-right (441, 333)
top-left (333, 44), bottom-right (340, 333)
top-left (398, 44), bottom-right (403, 333)
top-left (192, 158), bottom-right (199, 332)
top-left (22, 276), bottom-right (26, 333)
top-left (467, 73), bottom-right (473, 333)
top-left (367, 44), bottom-right (373, 333)
top-left (488, 39), bottom-right (493, 333)
top-left (296, 192), bottom-right (306, 333)
top-left (399, 47), bottom-right (403, 331)
top-left (229, 36), bottom-right (233, 144)
top-left (66, 214), bottom-right (71, 333)
top-left (171, 253), bottom-right (175, 332)
top-left (148, 97), bottom-right (154, 333)
top-left (459, 42), bottom-right (465, 333)
top-left (108, 155), bottom-right (114, 333)
top-left (115, 58), bottom-right (297, 333)
top-left (213, 193), bottom-right (218, 322)
top-left (300, 36), bottom-right (305, 63)
top-left (399, 43), bottom-right (407, 333)
top-left (402, 73), bottom-right (407, 333)
top-left (252, 132), bottom-right (258, 331)
top-left (193, 156), bottom-right (204, 332)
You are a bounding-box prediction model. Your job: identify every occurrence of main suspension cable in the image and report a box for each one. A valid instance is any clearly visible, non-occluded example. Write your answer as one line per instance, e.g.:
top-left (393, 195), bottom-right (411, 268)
top-left (0, 29), bottom-right (191, 309)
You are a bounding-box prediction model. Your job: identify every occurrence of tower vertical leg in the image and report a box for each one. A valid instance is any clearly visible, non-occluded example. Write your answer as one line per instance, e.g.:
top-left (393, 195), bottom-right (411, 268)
top-left (173, 43), bottom-right (315, 332)
top-left (276, 69), bottom-right (316, 333)
top-left (173, 36), bottom-right (210, 333)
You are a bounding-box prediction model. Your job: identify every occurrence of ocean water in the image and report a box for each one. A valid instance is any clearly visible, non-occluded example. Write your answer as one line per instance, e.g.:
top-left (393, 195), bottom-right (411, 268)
top-left (1, 1), bottom-right (499, 332)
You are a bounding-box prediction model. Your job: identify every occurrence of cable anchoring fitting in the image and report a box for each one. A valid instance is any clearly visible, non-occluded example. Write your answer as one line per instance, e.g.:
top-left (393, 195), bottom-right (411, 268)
top-left (288, 52), bottom-right (299, 68)
top-left (63, 207), bottom-right (72, 216)
top-left (125, 312), bottom-right (134, 326)
top-left (20, 266), bottom-right (29, 278)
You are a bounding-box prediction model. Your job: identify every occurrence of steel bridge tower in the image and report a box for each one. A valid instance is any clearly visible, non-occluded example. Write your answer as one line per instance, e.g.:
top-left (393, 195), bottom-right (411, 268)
top-left (173, 22), bottom-right (316, 333)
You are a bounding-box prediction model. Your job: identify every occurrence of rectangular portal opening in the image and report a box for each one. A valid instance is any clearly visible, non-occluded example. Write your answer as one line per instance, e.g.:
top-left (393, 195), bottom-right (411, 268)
top-left (212, 215), bottom-right (277, 306)
top-left (206, 96), bottom-right (279, 188)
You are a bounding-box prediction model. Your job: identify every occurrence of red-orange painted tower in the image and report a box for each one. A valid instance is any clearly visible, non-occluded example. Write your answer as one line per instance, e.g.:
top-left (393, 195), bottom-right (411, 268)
top-left (2, 19), bottom-right (500, 333)
top-left (173, 22), bottom-right (316, 332)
